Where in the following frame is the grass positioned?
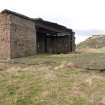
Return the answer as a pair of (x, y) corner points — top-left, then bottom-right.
(77, 35), (105, 49)
(0, 52), (105, 104)
(14, 53), (105, 70)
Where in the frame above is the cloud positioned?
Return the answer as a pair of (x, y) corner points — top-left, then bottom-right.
(75, 29), (105, 44)
(0, 0), (105, 30)
(0, 0), (105, 44)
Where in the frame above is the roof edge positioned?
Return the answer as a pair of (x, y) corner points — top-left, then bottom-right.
(1, 9), (34, 21)
(0, 9), (74, 32)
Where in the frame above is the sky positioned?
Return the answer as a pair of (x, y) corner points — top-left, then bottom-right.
(0, 0), (105, 43)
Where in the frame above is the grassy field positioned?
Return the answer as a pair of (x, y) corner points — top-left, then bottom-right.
(0, 52), (105, 105)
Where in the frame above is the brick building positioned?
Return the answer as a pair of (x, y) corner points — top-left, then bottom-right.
(0, 9), (75, 59)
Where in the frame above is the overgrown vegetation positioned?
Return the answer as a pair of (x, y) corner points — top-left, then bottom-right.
(0, 52), (105, 105)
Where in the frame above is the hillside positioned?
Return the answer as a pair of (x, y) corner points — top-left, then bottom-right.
(77, 35), (105, 49)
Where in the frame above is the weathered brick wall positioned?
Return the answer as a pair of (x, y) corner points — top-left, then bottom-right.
(10, 14), (36, 58)
(0, 14), (11, 59)
(0, 11), (75, 59)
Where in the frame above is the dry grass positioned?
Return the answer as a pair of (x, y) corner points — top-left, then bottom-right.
(0, 53), (105, 105)
(77, 47), (105, 53)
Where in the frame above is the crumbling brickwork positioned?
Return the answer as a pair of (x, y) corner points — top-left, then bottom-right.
(0, 12), (37, 59)
(0, 13), (11, 59)
(10, 14), (36, 58)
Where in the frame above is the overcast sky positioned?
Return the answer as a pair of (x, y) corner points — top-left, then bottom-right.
(0, 0), (105, 43)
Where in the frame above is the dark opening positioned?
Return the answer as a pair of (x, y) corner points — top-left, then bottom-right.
(36, 31), (47, 53)
(36, 27), (72, 54)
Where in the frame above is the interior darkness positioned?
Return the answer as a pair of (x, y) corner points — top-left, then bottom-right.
(36, 28), (72, 54)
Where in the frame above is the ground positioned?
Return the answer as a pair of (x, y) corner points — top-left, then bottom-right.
(0, 52), (105, 105)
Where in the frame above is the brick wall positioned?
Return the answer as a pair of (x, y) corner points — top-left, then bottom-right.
(0, 14), (11, 59)
(10, 14), (36, 58)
